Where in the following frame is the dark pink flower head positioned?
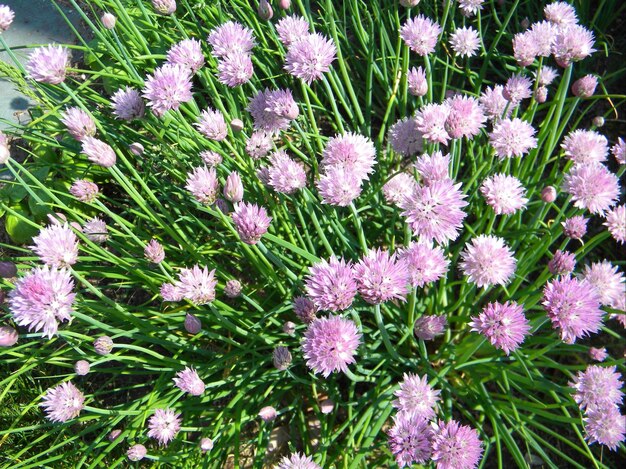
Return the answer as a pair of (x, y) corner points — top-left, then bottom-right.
(388, 412), (433, 467)
(195, 108), (227, 141)
(293, 295), (317, 323)
(61, 107), (96, 141)
(304, 256), (357, 312)
(111, 87), (145, 120)
(431, 419), (483, 469)
(489, 118), (537, 159)
(322, 132), (376, 181)
(398, 242), (449, 288)
(503, 74), (533, 104)
(217, 52), (254, 87)
(275, 16), (310, 47)
(317, 165), (363, 207)
(388, 117), (423, 157)
(185, 166), (219, 205)
(584, 406), (626, 451)
(31, 223), (79, 267)
(569, 365), (623, 411)
(284, 33), (336, 84)
(142, 64), (193, 116)
(147, 408), (181, 446)
(561, 129), (608, 164)
(81, 137), (116, 168)
(552, 24), (595, 67)
(469, 301), (530, 355)
(383, 173), (417, 205)
(414, 151), (450, 185)
(407, 66), (428, 96)
(302, 315), (361, 377)
(175, 265), (217, 304)
(399, 179), (468, 244)
(479, 85), (510, 121)
(450, 26), (480, 57)
(232, 202), (272, 245)
(572, 74), (598, 98)
(562, 215), (588, 240)
(543, 276), (603, 343)
(276, 453), (321, 469)
(353, 248), (410, 304)
(604, 204), (625, 244)
(166, 38), (205, 74)
(562, 163), (619, 215)
(416, 103), (451, 145)
(400, 15), (442, 56)
(480, 173), (528, 215)
(444, 95), (486, 139)
(207, 21), (255, 58)
(40, 381), (84, 422)
(26, 45), (70, 84)
(173, 366), (205, 396)
(459, 235), (517, 288)
(393, 373), (441, 420)
(267, 150), (307, 194)
(9, 266), (75, 338)
(414, 315), (447, 340)
(548, 250), (576, 276)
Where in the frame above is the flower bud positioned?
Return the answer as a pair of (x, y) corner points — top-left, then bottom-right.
(101, 13), (116, 30)
(592, 116), (604, 128)
(224, 171), (244, 203)
(93, 335), (114, 355)
(272, 345), (292, 370)
(184, 313), (202, 334)
(541, 186), (557, 203)
(572, 74), (598, 98)
(320, 398), (334, 414)
(230, 118), (244, 133)
(127, 444), (147, 461)
(278, 0), (291, 9)
(399, 0), (420, 6)
(0, 325), (18, 347)
(224, 279), (242, 298)
(129, 142), (144, 156)
(200, 437), (214, 452)
(407, 66), (428, 97)
(258, 0), (273, 20)
(534, 86), (548, 103)
(283, 321), (296, 335)
(152, 0), (176, 15)
(74, 360), (91, 375)
(108, 429), (122, 441)
(520, 17), (530, 30)
(0, 261), (17, 278)
(258, 406), (277, 421)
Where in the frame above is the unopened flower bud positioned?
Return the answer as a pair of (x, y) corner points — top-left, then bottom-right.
(0, 261), (17, 278)
(200, 437), (214, 452)
(592, 116), (604, 127)
(258, 0), (273, 20)
(152, 0), (176, 15)
(129, 142), (144, 155)
(399, 0), (420, 6)
(224, 171), (244, 203)
(572, 74), (598, 98)
(320, 398), (334, 414)
(278, 0), (291, 9)
(541, 186), (557, 203)
(108, 429), (122, 441)
(230, 118), (244, 133)
(0, 325), (18, 347)
(74, 360), (91, 375)
(184, 313), (202, 334)
(127, 444), (147, 461)
(520, 17), (530, 30)
(258, 405), (277, 421)
(273, 345), (292, 370)
(101, 13), (116, 30)
(283, 321), (296, 335)
(534, 86), (548, 103)
(93, 335), (114, 355)
(224, 279), (242, 298)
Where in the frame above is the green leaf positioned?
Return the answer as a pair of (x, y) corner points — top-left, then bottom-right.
(5, 209), (39, 244)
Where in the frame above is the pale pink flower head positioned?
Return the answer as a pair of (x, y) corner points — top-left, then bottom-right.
(569, 364), (623, 411)
(217, 52), (254, 87)
(479, 85), (510, 121)
(224, 279), (242, 298)
(388, 117), (423, 157)
(548, 250), (576, 276)
(186, 166), (219, 205)
(248, 89), (294, 134)
(258, 405), (277, 422)
(469, 301), (530, 355)
(562, 163), (619, 215)
(9, 266), (75, 338)
(144, 239), (165, 263)
(293, 295), (317, 323)
(399, 179), (468, 244)
(304, 256), (357, 312)
(611, 137), (625, 165)
(459, 235), (517, 288)
(265, 88), (299, 120)
(407, 66), (428, 96)
(176, 265), (217, 304)
(543, 276), (604, 343)
(317, 165), (363, 207)
(444, 95), (486, 139)
(74, 359), (90, 376)
(275, 16), (309, 47)
(129, 142), (144, 155)
(383, 173), (417, 205)
(480, 173), (528, 215)
(166, 38), (205, 74)
(302, 315), (361, 377)
(414, 151), (450, 185)
(223, 171), (244, 203)
(458, 0), (485, 17)
(431, 420), (483, 469)
(589, 347), (608, 362)
(529, 21), (557, 57)
(195, 108), (227, 141)
(580, 260), (624, 308)
(535, 66), (559, 87)
(0, 4), (15, 32)
(143, 64), (192, 116)
(561, 129), (608, 164)
(26, 45), (70, 85)
(152, 0), (176, 15)
(111, 87), (145, 120)
(276, 453), (321, 469)
(0, 326), (19, 347)
(604, 204), (625, 244)
(572, 74), (598, 98)
(489, 118), (537, 159)
(81, 137), (116, 168)
(449, 26), (480, 57)
(200, 150), (222, 167)
(60, 107), (96, 141)
(127, 444), (147, 462)
(388, 412), (434, 467)
(284, 33), (336, 84)
(512, 32), (537, 67)
(353, 248), (410, 305)
(414, 315), (447, 340)
(267, 151), (307, 194)
(541, 185), (557, 203)
(561, 215), (588, 240)
(503, 74), (533, 104)
(584, 406), (626, 451)
(41, 381), (84, 422)
(207, 21), (255, 58)
(393, 373), (440, 420)
(400, 15), (442, 56)
(552, 24), (595, 67)
(544, 2), (578, 26)
(161, 283), (183, 302)
(398, 242), (449, 288)
(31, 224), (79, 267)
(322, 132), (376, 180)
(415, 103), (451, 145)
(232, 202), (272, 245)
(147, 408), (181, 446)
(173, 366), (205, 396)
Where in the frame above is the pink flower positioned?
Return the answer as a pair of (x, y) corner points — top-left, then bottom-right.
(223, 171), (244, 203)
(322, 132), (376, 180)
(480, 173), (528, 215)
(469, 301), (530, 355)
(284, 33), (336, 84)
(535, 66), (559, 86)
(162, 283), (183, 302)
(552, 25), (595, 67)
(0, 5), (15, 32)
(173, 367), (205, 396)
(40, 381), (85, 422)
(152, 0), (176, 15)
(224, 279), (242, 298)
(166, 38), (205, 74)
(541, 185), (557, 203)
(414, 151), (450, 185)
(258, 405), (277, 422)
(548, 250), (576, 276)
(397, 242), (449, 288)
(489, 118), (537, 159)
(458, 0), (485, 17)
(569, 365), (623, 411)
(217, 52), (254, 87)
(414, 315), (447, 340)
(444, 95), (486, 139)
(81, 137), (116, 168)
(611, 137), (625, 164)
(383, 173), (417, 205)
(176, 265), (217, 304)
(127, 444), (147, 461)
(26, 45), (70, 84)
(207, 21), (255, 58)
(232, 202), (272, 245)
(479, 85), (509, 121)
(431, 420), (483, 469)
(267, 151), (307, 194)
(186, 166), (219, 204)
(561, 129), (608, 164)
(84, 217), (108, 243)
(276, 453), (321, 469)
(459, 235), (517, 288)
(143, 64), (193, 116)
(604, 204), (625, 244)
(275, 16), (309, 47)
(449, 26), (480, 57)
(580, 260), (624, 308)
(195, 108), (227, 141)
(317, 165), (363, 207)
(562, 215), (588, 240)
(400, 15), (442, 56)
(529, 21), (557, 57)
(246, 131), (273, 159)
(144, 239), (165, 263)
(388, 117), (423, 156)
(147, 408), (181, 446)
(304, 256), (357, 312)
(248, 89), (296, 134)
(572, 74), (598, 98)
(293, 296), (317, 323)
(415, 103), (451, 145)
(544, 2), (578, 26)
(407, 66), (428, 96)
(353, 248), (410, 304)
(584, 406), (626, 451)
(562, 163), (619, 215)
(31, 224), (79, 267)
(60, 107), (96, 141)
(200, 150), (222, 167)
(393, 373), (440, 420)
(589, 347), (608, 362)
(388, 413), (433, 467)
(111, 86), (145, 120)
(503, 74), (533, 104)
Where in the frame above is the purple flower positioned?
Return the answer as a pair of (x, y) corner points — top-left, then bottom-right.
(449, 26), (480, 57)
(612, 137), (625, 165)
(111, 86), (145, 120)
(207, 21), (255, 58)
(176, 265), (217, 304)
(562, 163), (619, 215)
(414, 315), (447, 340)
(173, 366), (205, 396)
(144, 239), (165, 263)
(41, 381), (85, 422)
(267, 151), (307, 194)
(572, 74), (598, 98)
(431, 420), (483, 469)
(223, 171), (244, 203)
(26, 45), (70, 84)
(480, 173), (528, 215)
(469, 301), (530, 355)
(317, 165), (363, 207)
(543, 276), (604, 343)
(9, 266), (75, 338)
(127, 444), (147, 461)
(393, 373), (441, 420)
(0, 4), (15, 32)
(399, 179), (468, 244)
(479, 85), (510, 121)
(388, 117), (423, 157)
(284, 33), (336, 84)
(60, 107), (96, 141)
(562, 215), (588, 240)
(400, 15), (442, 56)
(552, 25), (595, 67)
(166, 38), (205, 74)
(142, 64), (193, 117)
(31, 224), (78, 267)
(489, 118), (537, 159)
(81, 137), (116, 168)
(304, 256), (357, 312)
(217, 52), (254, 87)
(416, 103), (451, 145)
(584, 406), (626, 451)
(604, 204), (625, 244)
(544, 2), (578, 26)
(232, 202), (272, 245)
(459, 235), (516, 288)
(195, 108), (227, 141)
(548, 250), (576, 276)
(569, 365), (623, 411)
(276, 453), (321, 469)
(152, 0), (176, 15)
(70, 180), (99, 204)
(293, 296), (316, 323)
(383, 173), (417, 205)
(562, 129), (608, 164)
(388, 413), (433, 467)
(503, 74), (533, 104)
(186, 166), (219, 204)
(273, 345), (292, 370)
(444, 95), (486, 139)
(248, 89), (295, 134)
(580, 260), (624, 308)
(398, 242), (449, 288)
(322, 132), (376, 181)
(302, 315), (361, 377)
(589, 347), (608, 362)
(353, 248), (410, 304)
(147, 408), (181, 446)
(414, 151), (450, 185)
(407, 66), (428, 96)
(275, 16), (310, 46)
